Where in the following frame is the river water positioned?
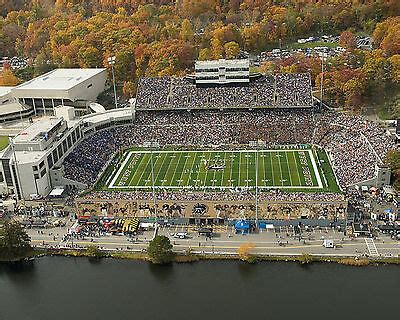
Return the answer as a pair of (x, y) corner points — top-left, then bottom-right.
(0, 257), (398, 320)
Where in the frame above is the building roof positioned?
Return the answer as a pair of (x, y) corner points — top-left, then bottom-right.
(13, 117), (62, 143)
(14, 68), (106, 91)
(14, 150), (47, 164)
(0, 86), (13, 97)
(195, 59), (249, 68)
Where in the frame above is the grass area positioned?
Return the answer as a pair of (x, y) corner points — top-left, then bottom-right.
(32, 249), (400, 266)
(105, 147), (332, 191)
(0, 136), (9, 151)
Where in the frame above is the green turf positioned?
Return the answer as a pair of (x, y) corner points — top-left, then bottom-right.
(102, 147), (339, 192)
(0, 136), (9, 151)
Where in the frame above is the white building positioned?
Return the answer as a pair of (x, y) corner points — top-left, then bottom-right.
(0, 106), (132, 200)
(11, 68), (107, 116)
(195, 59), (250, 85)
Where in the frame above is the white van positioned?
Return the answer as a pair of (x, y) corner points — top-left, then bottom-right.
(323, 239), (334, 248)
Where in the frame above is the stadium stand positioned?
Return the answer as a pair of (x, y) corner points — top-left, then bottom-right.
(135, 74), (313, 110)
(63, 108), (395, 190)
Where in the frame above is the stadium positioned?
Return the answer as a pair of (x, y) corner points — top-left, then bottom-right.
(1, 59), (395, 223)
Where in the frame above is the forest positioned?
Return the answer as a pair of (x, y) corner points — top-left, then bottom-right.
(0, 0), (398, 113)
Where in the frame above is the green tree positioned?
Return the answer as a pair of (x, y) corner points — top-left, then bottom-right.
(78, 46), (102, 68)
(211, 37), (223, 59)
(385, 150), (400, 190)
(180, 19), (194, 42)
(147, 235), (174, 264)
(224, 41), (240, 59)
(198, 48), (211, 60)
(85, 245), (104, 259)
(0, 221), (31, 260)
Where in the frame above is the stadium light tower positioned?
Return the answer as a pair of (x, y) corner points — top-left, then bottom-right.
(319, 53), (326, 108)
(107, 56), (118, 109)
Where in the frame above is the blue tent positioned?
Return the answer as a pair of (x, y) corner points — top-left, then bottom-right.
(235, 220), (250, 234)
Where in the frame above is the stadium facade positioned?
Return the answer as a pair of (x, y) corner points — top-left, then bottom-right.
(0, 106), (132, 199)
(195, 59), (250, 85)
(0, 62), (395, 222)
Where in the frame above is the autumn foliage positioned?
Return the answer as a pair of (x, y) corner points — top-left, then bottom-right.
(0, 1), (398, 101)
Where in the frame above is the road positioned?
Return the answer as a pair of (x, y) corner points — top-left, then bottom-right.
(26, 223), (400, 258)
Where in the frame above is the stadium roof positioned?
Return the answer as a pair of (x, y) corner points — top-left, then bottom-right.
(14, 68), (106, 91)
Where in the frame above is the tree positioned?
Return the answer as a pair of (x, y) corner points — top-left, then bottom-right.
(389, 55), (400, 83)
(211, 37), (223, 59)
(224, 41), (240, 59)
(339, 30), (356, 51)
(123, 81), (136, 98)
(385, 150), (400, 190)
(180, 19), (194, 42)
(147, 235), (174, 264)
(0, 221), (31, 260)
(198, 48), (211, 60)
(238, 242), (255, 262)
(0, 67), (20, 86)
(85, 245), (104, 259)
(78, 46), (102, 68)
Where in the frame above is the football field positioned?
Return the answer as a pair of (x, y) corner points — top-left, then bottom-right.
(107, 149), (325, 190)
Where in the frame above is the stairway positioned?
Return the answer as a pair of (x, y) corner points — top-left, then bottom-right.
(364, 238), (379, 257)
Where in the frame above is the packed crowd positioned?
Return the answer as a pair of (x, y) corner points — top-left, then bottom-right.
(135, 74), (313, 110)
(63, 107), (395, 195)
(83, 190), (345, 203)
(313, 110), (395, 187)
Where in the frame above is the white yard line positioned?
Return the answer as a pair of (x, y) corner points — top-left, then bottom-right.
(168, 152), (183, 186)
(194, 151), (204, 187)
(136, 154), (154, 187)
(108, 151), (133, 188)
(246, 151), (249, 188)
(269, 151), (275, 186)
(178, 153), (191, 187)
(276, 151), (284, 186)
(152, 152), (171, 187)
(308, 149), (323, 188)
(238, 151), (242, 186)
(202, 152), (213, 190)
(283, 151), (293, 186)
(229, 151), (234, 187)
(262, 151), (267, 186)
(291, 151), (302, 186)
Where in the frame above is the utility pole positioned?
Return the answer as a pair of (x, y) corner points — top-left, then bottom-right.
(320, 54), (324, 108)
(107, 56), (118, 109)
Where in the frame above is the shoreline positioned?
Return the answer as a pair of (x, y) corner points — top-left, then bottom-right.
(2, 248), (399, 266)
